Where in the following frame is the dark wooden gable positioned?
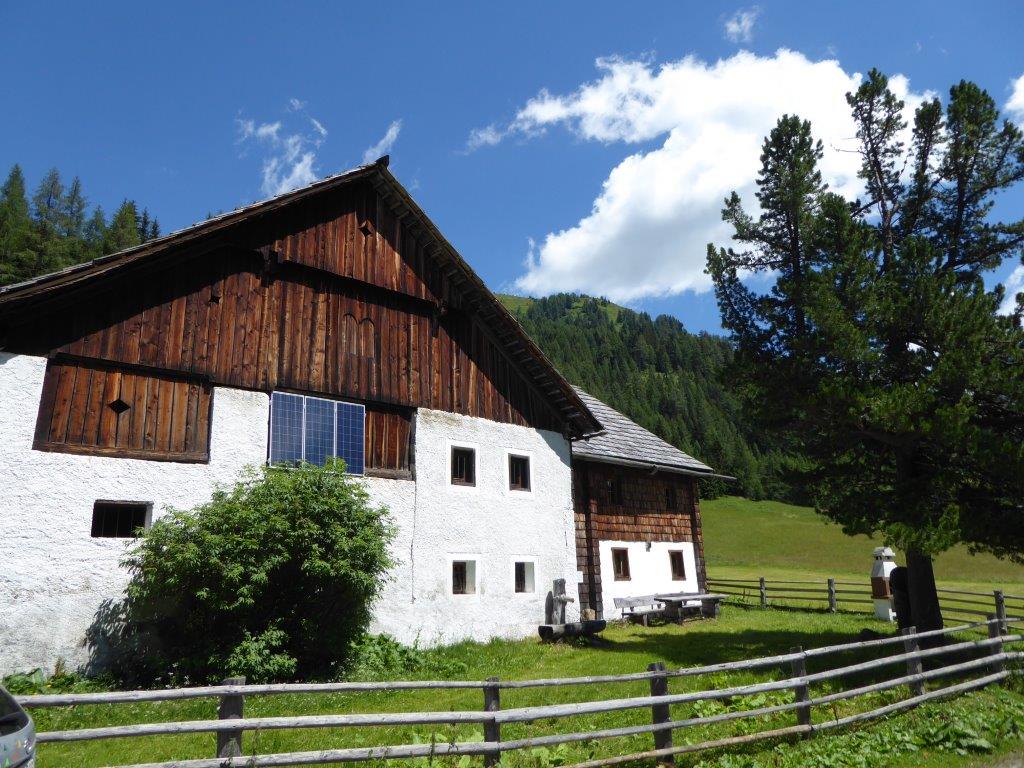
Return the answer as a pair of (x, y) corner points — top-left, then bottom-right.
(3, 178), (569, 458)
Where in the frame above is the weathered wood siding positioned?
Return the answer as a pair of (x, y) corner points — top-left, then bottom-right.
(33, 357), (212, 462)
(5, 180), (564, 468)
(572, 459), (706, 618)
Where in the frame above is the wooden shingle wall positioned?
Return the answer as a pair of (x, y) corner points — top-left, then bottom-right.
(572, 459), (707, 618)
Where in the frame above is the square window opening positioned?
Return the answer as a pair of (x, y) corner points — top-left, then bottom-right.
(611, 548), (631, 581)
(514, 561), (536, 593)
(91, 501), (151, 538)
(509, 454), (531, 491)
(669, 550), (686, 581)
(451, 447), (476, 486)
(452, 560), (477, 595)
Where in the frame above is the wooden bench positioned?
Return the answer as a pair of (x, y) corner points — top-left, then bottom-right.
(612, 595), (667, 626)
(654, 592), (729, 621)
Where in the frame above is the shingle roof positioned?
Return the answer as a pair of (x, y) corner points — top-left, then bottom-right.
(571, 387), (715, 475)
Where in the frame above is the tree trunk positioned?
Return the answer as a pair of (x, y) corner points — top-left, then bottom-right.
(906, 548), (944, 636)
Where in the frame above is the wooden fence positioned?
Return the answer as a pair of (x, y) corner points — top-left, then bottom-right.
(706, 575), (1024, 627)
(17, 618), (1024, 768)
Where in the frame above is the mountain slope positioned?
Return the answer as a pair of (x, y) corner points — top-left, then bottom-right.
(499, 293), (793, 499)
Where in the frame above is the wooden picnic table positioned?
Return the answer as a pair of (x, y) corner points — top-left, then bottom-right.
(653, 592), (729, 621)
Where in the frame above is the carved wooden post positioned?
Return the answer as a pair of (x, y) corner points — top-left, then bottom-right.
(759, 577), (767, 609)
(994, 590), (1007, 635)
(216, 676), (245, 758)
(827, 578), (837, 613)
(483, 676), (502, 767)
(900, 626), (924, 696)
(648, 661), (673, 764)
(789, 647), (811, 738)
(988, 614), (1005, 674)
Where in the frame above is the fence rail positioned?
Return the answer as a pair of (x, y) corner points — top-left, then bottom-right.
(706, 575), (1023, 627)
(17, 618), (1023, 768)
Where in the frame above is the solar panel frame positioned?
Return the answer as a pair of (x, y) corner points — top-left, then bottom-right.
(269, 391), (365, 475)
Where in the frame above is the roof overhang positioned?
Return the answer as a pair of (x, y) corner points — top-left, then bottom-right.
(572, 452), (736, 481)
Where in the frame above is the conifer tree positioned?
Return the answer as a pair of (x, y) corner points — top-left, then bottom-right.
(708, 71), (1024, 631)
(105, 200), (141, 254)
(0, 165), (34, 285)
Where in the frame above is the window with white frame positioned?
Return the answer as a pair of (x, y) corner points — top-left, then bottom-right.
(452, 559), (477, 595)
(269, 391), (365, 474)
(514, 560), (536, 593)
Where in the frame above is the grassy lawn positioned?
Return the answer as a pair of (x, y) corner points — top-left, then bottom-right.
(28, 609), (1024, 768)
(702, 496), (1024, 595)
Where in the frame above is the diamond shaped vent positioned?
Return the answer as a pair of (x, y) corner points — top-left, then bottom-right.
(108, 398), (130, 415)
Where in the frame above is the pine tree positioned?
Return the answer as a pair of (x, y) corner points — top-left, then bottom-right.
(0, 165), (34, 285)
(105, 200), (141, 254)
(62, 177), (87, 239)
(31, 168), (64, 237)
(708, 71), (1024, 631)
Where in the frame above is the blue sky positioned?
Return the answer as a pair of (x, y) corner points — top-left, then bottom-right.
(3, 1), (1023, 333)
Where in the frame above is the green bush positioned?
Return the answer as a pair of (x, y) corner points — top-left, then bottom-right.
(114, 460), (395, 684)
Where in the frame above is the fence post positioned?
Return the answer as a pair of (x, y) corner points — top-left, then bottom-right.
(900, 626), (924, 697)
(827, 578), (837, 613)
(759, 577), (767, 609)
(994, 590), (1007, 634)
(789, 647), (811, 739)
(648, 661), (673, 764)
(987, 614), (1005, 674)
(483, 676), (502, 767)
(216, 676), (245, 758)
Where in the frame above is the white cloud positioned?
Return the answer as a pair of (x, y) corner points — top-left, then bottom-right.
(237, 110), (328, 197)
(288, 97), (306, 112)
(362, 120), (403, 164)
(1007, 73), (1024, 125)
(466, 124), (505, 152)
(999, 265), (1024, 315)
(469, 50), (930, 302)
(724, 7), (760, 44)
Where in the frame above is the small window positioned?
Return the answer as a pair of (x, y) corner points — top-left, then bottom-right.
(452, 560), (477, 595)
(514, 561), (536, 593)
(509, 455), (531, 491)
(611, 548), (631, 581)
(607, 476), (623, 505)
(669, 551), (686, 581)
(91, 501), (151, 538)
(451, 447), (476, 486)
(666, 486), (677, 510)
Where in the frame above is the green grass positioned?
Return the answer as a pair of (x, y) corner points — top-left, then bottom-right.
(29, 610), (1024, 768)
(702, 496), (1024, 594)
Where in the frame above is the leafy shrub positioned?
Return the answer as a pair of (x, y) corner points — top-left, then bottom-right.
(346, 634), (469, 680)
(2, 664), (110, 696)
(113, 461), (395, 684)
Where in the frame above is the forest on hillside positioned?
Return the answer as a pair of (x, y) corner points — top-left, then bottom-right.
(502, 293), (799, 500)
(0, 164), (160, 287)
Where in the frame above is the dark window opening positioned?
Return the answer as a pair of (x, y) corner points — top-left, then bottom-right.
(451, 447), (476, 486)
(91, 501), (151, 538)
(669, 551), (686, 581)
(666, 485), (677, 510)
(612, 548), (631, 581)
(608, 476), (623, 505)
(509, 454), (531, 491)
(514, 561), (535, 593)
(452, 560), (476, 594)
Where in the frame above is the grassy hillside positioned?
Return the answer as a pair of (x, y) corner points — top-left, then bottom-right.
(702, 496), (1024, 592)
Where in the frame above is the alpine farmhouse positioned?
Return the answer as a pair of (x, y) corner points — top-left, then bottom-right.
(0, 158), (717, 674)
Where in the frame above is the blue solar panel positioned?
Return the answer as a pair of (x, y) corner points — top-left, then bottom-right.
(269, 391), (364, 474)
(304, 397), (335, 468)
(335, 402), (365, 475)
(269, 392), (303, 465)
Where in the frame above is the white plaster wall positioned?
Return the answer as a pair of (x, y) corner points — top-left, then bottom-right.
(369, 408), (578, 646)
(0, 354), (577, 673)
(598, 540), (698, 619)
(0, 353), (271, 675)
